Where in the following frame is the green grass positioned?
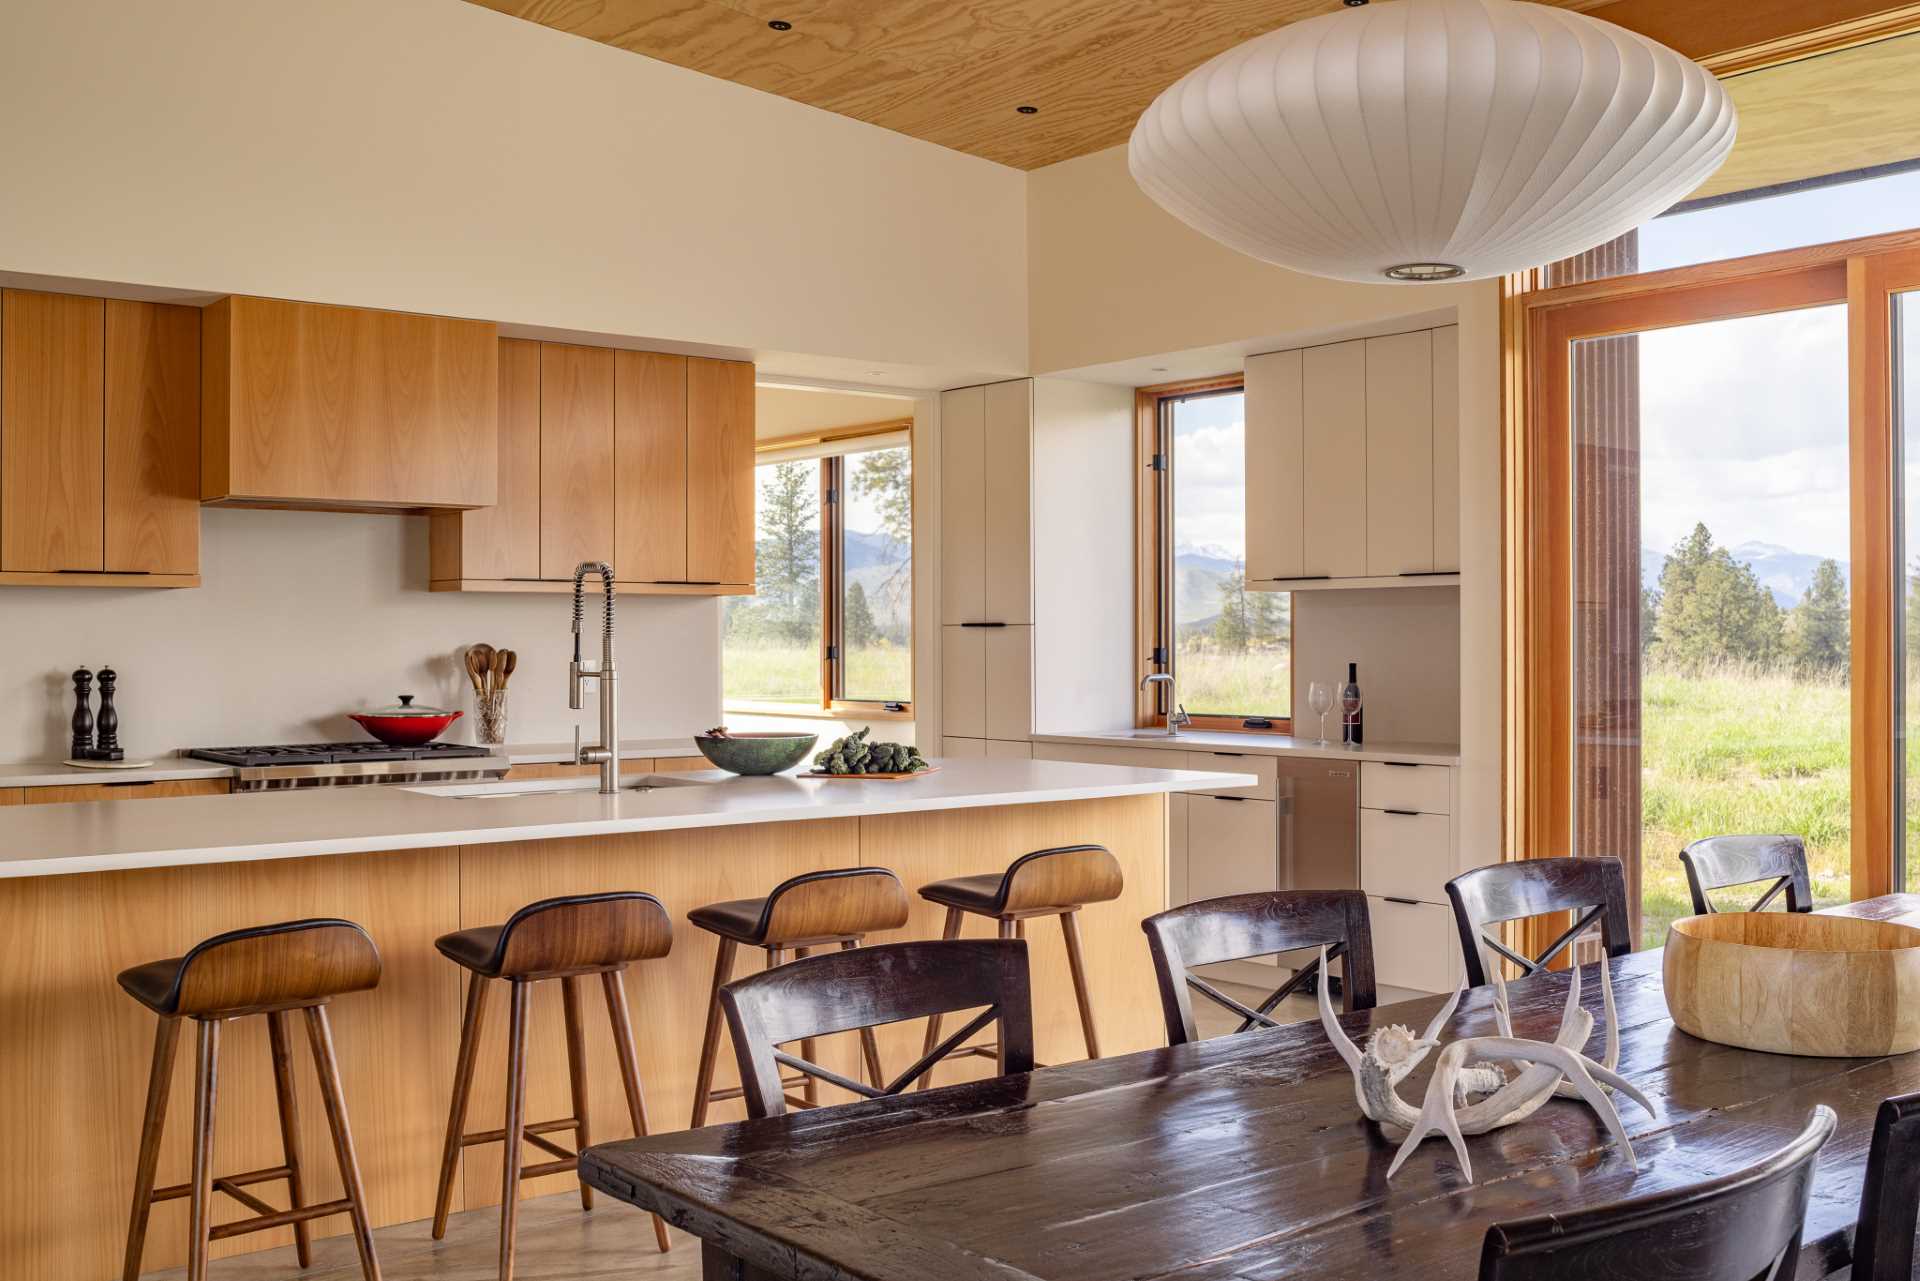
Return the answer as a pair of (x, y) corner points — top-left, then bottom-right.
(1638, 664), (1853, 948)
(723, 641), (910, 706)
(1176, 648), (1292, 720)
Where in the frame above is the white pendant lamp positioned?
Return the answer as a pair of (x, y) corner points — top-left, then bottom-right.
(1128, 0), (1736, 283)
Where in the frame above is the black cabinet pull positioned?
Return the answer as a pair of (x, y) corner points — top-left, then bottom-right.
(1382, 808), (1420, 817)
(1208, 794), (1248, 802)
(1383, 761), (1421, 768)
(1383, 896), (1421, 907)
(959, 621), (1009, 628)
(105, 780), (155, 789)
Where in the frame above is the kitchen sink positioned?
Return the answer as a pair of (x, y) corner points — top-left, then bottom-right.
(412, 773), (719, 799)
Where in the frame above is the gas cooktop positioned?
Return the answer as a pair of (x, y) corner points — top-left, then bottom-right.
(187, 742), (497, 767)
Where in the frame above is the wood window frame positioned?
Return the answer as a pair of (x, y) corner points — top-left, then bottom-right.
(1506, 226), (1920, 914)
(727, 420), (916, 720)
(1134, 374), (1294, 735)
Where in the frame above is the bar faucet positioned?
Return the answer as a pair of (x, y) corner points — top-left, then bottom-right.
(569, 561), (620, 794)
(1140, 672), (1190, 737)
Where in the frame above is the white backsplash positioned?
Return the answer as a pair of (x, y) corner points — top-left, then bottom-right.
(1290, 587), (1462, 744)
(0, 508), (723, 761)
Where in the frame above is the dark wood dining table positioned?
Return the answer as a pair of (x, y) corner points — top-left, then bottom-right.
(581, 894), (1920, 1280)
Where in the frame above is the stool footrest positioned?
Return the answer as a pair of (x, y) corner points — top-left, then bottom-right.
(208, 1198), (354, 1241)
(708, 1072), (813, 1106)
(461, 1116), (579, 1147)
(519, 1156), (579, 1180)
(523, 1129), (577, 1163)
(952, 1042), (1052, 1069)
(151, 1164), (293, 1203)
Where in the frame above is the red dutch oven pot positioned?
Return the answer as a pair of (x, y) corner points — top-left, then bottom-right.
(349, 695), (463, 747)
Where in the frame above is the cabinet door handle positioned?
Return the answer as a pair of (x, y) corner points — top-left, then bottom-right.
(1382, 761), (1421, 769)
(1208, 794), (1248, 802)
(1383, 896), (1421, 907)
(1397, 570), (1455, 578)
(1382, 808), (1421, 817)
(959, 621), (1009, 628)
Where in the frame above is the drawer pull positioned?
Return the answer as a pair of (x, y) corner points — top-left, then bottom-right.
(1209, 794), (1248, 802)
(1383, 896), (1421, 907)
(959, 621), (1009, 628)
(1382, 761), (1421, 768)
(1382, 808), (1421, 817)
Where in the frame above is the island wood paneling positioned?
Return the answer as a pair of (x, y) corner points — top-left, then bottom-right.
(684, 358), (755, 587)
(614, 350), (689, 583)
(538, 343), (616, 579)
(431, 337), (542, 582)
(1, 289), (104, 573)
(201, 295), (497, 511)
(0, 848), (461, 1279)
(104, 299), (201, 575)
(17, 778), (232, 805)
(0, 795), (1166, 1277)
(0, 789), (22, 806)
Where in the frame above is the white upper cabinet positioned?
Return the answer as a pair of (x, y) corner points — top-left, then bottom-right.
(940, 380), (1032, 625)
(1245, 325), (1460, 585)
(1364, 329), (1434, 576)
(1431, 325), (1460, 572)
(940, 385), (987, 624)
(1244, 349), (1304, 582)
(1301, 340), (1368, 579)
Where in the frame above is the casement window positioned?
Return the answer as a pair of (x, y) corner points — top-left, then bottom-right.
(723, 423), (913, 715)
(1136, 376), (1292, 733)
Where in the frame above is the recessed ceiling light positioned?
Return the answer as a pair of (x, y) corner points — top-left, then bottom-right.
(1016, 105), (1039, 115)
(1343, 0), (1368, 7)
(768, 19), (792, 30)
(1151, 366), (1168, 372)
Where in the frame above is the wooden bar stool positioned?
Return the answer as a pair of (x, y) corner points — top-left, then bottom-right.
(687, 867), (910, 1126)
(118, 918), (384, 1281)
(917, 844), (1121, 1077)
(431, 891), (675, 1281)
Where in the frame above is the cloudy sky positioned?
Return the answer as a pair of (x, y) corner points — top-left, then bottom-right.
(1171, 391), (1247, 559)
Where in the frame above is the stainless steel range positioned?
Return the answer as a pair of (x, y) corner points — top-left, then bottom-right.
(185, 742), (512, 792)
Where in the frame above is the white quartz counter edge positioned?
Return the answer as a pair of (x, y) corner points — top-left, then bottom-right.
(1033, 731), (1461, 766)
(0, 759), (1252, 879)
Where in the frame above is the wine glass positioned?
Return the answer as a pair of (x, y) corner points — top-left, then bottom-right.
(1307, 681), (1333, 745)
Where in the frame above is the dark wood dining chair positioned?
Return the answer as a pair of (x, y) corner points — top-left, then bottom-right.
(719, 939), (1034, 1119)
(1140, 890), (1376, 1046)
(1679, 834), (1814, 917)
(1479, 1103), (1836, 1281)
(1446, 856), (1632, 987)
(1850, 1092), (1920, 1281)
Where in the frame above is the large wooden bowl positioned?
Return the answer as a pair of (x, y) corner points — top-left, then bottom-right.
(1664, 911), (1920, 1057)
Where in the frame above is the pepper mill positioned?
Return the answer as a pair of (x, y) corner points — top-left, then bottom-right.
(69, 668), (94, 760)
(95, 666), (123, 760)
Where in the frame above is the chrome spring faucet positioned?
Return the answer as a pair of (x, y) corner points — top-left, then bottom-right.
(569, 561), (619, 794)
(1139, 672), (1190, 737)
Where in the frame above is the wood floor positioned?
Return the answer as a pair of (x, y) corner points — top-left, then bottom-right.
(140, 979), (1311, 1281)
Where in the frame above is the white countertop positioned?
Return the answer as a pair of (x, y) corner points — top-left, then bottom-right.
(0, 758), (1251, 879)
(1033, 729), (1461, 766)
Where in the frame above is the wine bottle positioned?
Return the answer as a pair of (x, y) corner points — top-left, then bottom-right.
(1340, 662), (1364, 746)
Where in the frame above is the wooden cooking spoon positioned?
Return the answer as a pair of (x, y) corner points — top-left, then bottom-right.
(466, 643), (496, 696)
(496, 649), (517, 691)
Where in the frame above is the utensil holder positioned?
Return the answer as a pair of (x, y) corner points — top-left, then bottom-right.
(476, 691), (508, 745)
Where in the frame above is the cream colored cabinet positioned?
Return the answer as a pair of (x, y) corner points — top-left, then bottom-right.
(1246, 325), (1459, 586)
(984, 739), (1032, 760)
(1359, 759), (1459, 992)
(940, 623), (1032, 741)
(939, 380), (1031, 626)
(1245, 349), (1305, 581)
(1368, 894), (1459, 993)
(1186, 794), (1280, 917)
(1432, 325), (1460, 572)
(1364, 330), (1434, 576)
(1184, 750), (1276, 799)
(1301, 340), (1367, 579)
(941, 736), (986, 759)
(940, 625), (987, 738)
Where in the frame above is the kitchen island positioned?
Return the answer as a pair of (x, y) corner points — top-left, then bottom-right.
(0, 758), (1245, 1278)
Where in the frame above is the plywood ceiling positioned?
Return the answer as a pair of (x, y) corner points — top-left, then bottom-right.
(469, 0), (1920, 171)
(471, 0), (1601, 169)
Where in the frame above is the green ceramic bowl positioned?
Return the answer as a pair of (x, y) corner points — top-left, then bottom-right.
(693, 731), (819, 776)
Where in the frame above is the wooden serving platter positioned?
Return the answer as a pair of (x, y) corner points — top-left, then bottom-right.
(802, 765), (941, 781)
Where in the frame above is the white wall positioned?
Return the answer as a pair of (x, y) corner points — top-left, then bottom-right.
(0, 510), (720, 761)
(0, 0), (1028, 389)
(1290, 589), (1462, 745)
(1032, 377), (1138, 734)
(1026, 143), (1503, 866)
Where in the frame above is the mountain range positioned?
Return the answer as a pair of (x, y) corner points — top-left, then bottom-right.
(1641, 539), (1847, 608)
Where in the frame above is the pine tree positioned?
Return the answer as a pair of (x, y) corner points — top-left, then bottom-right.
(1786, 559), (1849, 678)
(845, 580), (878, 647)
(849, 447), (912, 616)
(1651, 522), (1783, 671)
(754, 461), (821, 644)
(1213, 566), (1252, 654)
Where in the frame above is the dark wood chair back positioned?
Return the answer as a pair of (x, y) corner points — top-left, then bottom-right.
(719, 939), (1033, 1118)
(1446, 856), (1631, 986)
(494, 891), (674, 978)
(1679, 835), (1814, 917)
(760, 867), (911, 945)
(1479, 1104), (1836, 1281)
(1852, 1092), (1920, 1281)
(1002, 844), (1124, 913)
(1141, 890), (1376, 1046)
(173, 918), (382, 1017)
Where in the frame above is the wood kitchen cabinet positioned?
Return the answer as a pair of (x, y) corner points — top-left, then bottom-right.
(202, 295), (497, 511)
(539, 342), (616, 578)
(0, 289), (200, 587)
(19, 778), (231, 804)
(1245, 324), (1460, 588)
(431, 344), (754, 596)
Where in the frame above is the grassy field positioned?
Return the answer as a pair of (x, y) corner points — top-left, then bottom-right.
(1176, 648), (1292, 720)
(1638, 664), (1853, 948)
(724, 641), (911, 705)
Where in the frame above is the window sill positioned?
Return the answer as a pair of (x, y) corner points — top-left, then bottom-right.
(724, 702), (915, 723)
